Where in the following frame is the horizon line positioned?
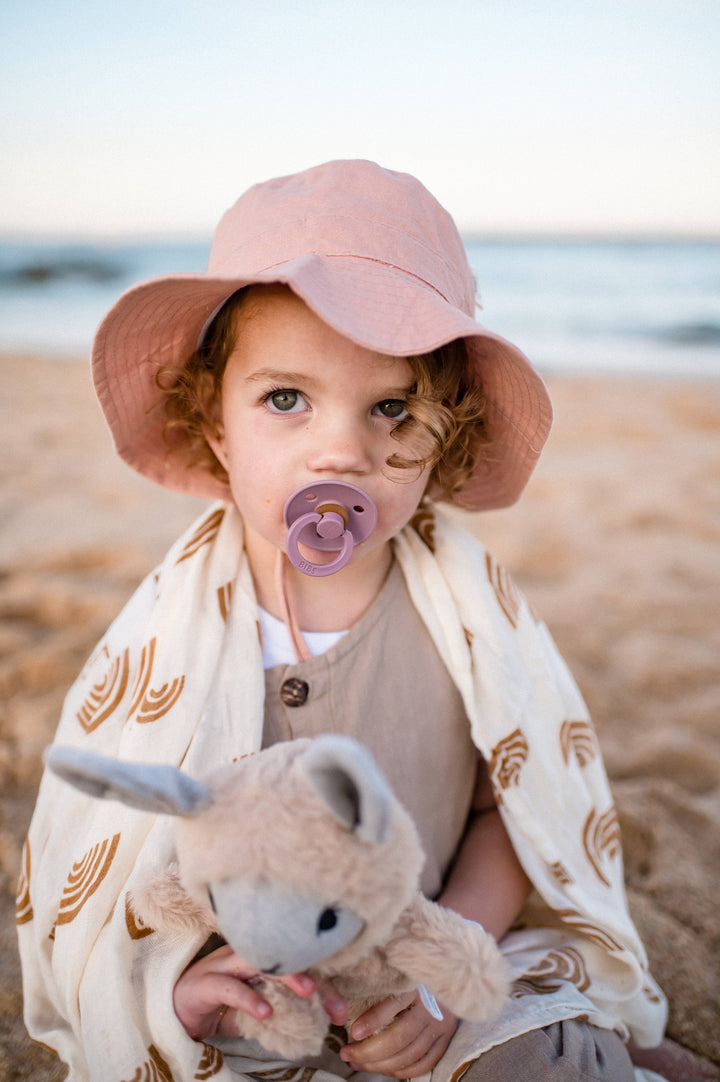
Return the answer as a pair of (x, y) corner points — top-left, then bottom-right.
(2, 227), (720, 246)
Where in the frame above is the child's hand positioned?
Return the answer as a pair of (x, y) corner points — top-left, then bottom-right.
(340, 990), (458, 1078)
(173, 943), (347, 1041)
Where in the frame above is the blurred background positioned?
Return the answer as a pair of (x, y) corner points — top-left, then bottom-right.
(1, 0), (719, 375)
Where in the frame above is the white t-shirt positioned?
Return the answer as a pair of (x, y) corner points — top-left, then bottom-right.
(257, 605), (348, 668)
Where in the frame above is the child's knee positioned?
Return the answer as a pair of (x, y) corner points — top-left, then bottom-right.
(455, 1019), (634, 1082)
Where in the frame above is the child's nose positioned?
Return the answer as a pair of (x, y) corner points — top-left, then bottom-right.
(305, 416), (373, 476)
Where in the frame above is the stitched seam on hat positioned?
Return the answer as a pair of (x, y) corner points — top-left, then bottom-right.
(257, 253), (454, 305)
(228, 210), (464, 271)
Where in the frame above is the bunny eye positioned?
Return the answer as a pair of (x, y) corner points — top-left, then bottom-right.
(317, 907), (338, 933)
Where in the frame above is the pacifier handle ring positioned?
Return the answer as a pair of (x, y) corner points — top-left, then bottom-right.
(286, 512), (355, 577)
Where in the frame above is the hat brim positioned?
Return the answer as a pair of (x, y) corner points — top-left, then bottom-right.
(92, 254), (552, 510)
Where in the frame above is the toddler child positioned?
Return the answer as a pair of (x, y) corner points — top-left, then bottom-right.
(18, 160), (667, 1082)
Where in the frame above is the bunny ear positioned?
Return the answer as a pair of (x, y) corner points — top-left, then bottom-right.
(45, 745), (213, 816)
(300, 735), (392, 844)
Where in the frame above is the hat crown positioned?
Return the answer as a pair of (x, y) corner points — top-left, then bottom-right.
(209, 159), (476, 316)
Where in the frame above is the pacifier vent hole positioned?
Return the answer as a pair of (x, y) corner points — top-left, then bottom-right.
(354, 505), (364, 513)
(305, 493), (317, 502)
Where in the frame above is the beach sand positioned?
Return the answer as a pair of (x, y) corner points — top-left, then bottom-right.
(1, 351), (718, 1079)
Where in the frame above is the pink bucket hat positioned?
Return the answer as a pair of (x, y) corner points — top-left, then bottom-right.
(92, 159), (552, 510)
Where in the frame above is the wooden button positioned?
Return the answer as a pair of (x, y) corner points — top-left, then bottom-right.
(280, 678), (310, 706)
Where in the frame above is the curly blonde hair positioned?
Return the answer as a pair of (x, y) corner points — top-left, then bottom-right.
(157, 287), (490, 504)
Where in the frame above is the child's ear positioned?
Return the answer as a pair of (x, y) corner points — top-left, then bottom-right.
(204, 423), (229, 472)
(196, 371), (229, 471)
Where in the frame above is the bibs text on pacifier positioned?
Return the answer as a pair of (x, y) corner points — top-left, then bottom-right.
(283, 482), (378, 576)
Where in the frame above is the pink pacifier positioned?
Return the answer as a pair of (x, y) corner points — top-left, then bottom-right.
(284, 482), (378, 577)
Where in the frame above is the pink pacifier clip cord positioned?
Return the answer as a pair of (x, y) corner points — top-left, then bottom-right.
(274, 550), (313, 664)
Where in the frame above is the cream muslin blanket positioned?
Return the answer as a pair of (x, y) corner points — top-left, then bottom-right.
(17, 501), (667, 1082)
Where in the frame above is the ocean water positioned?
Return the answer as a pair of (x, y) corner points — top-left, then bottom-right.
(0, 237), (718, 377)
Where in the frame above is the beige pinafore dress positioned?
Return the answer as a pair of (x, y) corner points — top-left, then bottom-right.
(262, 559), (479, 900)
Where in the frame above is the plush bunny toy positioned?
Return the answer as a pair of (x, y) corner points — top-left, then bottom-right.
(46, 735), (509, 1059)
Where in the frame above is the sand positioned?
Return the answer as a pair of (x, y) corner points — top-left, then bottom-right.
(1, 351), (718, 1080)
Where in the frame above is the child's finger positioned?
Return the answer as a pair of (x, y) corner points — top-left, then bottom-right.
(314, 978), (349, 1025)
(343, 998), (457, 1077)
(348, 989), (417, 1041)
(384, 1032), (451, 1078)
(174, 959), (273, 1040)
(342, 997), (423, 1069)
(346, 1021), (450, 1078)
(278, 971), (317, 997)
(212, 974), (273, 1023)
(195, 943), (261, 983)
(206, 950), (317, 1002)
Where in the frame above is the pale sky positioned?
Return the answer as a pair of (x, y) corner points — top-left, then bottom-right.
(3, 0), (719, 238)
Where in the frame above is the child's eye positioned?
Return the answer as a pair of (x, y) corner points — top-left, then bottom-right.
(265, 389), (307, 414)
(374, 399), (408, 421)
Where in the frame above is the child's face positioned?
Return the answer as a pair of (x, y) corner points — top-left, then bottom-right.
(207, 286), (430, 577)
